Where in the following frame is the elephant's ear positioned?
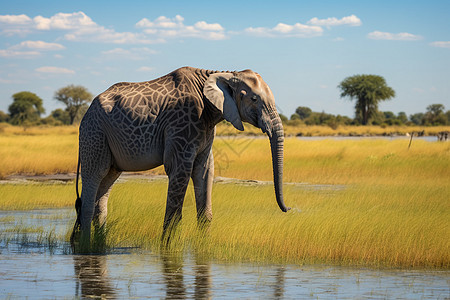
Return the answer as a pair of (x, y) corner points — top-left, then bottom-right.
(203, 73), (244, 131)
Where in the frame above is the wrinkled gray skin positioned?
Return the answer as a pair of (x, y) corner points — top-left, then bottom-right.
(71, 67), (289, 248)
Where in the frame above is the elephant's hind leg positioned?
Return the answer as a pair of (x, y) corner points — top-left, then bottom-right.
(79, 123), (113, 248)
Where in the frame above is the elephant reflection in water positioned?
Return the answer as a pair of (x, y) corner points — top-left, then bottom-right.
(73, 252), (286, 298)
(161, 253), (212, 299)
(161, 253), (288, 299)
(73, 255), (116, 299)
(273, 267), (286, 299)
(193, 257), (212, 299)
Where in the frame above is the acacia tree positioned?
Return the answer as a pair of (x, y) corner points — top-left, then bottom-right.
(424, 104), (446, 125)
(8, 91), (45, 125)
(295, 106), (312, 120)
(338, 75), (395, 125)
(54, 85), (93, 125)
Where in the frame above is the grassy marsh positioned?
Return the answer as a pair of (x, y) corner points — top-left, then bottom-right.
(105, 180), (449, 268)
(0, 125), (449, 268)
(0, 178), (448, 268)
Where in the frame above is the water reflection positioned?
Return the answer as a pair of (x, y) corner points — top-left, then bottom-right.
(161, 253), (186, 299)
(273, 267), (286, 299)
(160, 252), (212, 299)
(193, 256), (212, 300)
(72, 252), (214, 299)
(73, 255), (116, 299)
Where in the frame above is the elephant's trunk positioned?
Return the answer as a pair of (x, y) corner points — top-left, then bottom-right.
(268, 114), (290, 212)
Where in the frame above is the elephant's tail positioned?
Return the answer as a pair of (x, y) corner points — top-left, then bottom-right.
(75, 151), (81, 201)
(71, 152), (82, 246)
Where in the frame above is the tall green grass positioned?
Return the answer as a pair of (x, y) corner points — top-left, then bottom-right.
(104, 181), (449, 268)
(0, 183), (74, 210)
(1, 180), (448, 268)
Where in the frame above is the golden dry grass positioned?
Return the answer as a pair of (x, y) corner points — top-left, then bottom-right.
(213, 137), (450, 186)
(1, 123), (448, 179)
(0, 125), (78, 178)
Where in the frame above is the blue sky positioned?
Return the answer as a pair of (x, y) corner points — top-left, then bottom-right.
(1, 0), (449, 118)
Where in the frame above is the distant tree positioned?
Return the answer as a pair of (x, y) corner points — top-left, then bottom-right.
(379, 111), (403, 125)
(370, 110), (386, 125)
(446, 110), (450, 124)
(383, 111), (395, 120)
(335, 115), (353, 125)
(51, 108), (71, 125)
(338, 75), (395, 125)
(39, 115), (61, 126)
(409, 113), (425, 125)
(424, 104), (446, 125)
(290, 113), (301, 121)
(295, 106), (312, 120)
(0, 110), (9, 123)
(304, 112), (320, 125)
(54, 85), (93, 125)
(8, 91), (45, 125)
(397, 112), (408, 124)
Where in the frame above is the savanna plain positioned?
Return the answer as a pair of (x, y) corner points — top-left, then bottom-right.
(0, 124), (449, 269)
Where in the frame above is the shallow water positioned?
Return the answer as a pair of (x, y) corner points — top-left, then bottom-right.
(0, 209), (449, 299)
(296, 136), (438, 142)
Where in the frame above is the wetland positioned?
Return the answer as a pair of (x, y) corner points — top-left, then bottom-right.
(1, 205), (449, 299)
(0, 126), (449, 298)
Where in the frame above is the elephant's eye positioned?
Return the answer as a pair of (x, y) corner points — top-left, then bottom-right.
(251, 95), (258, 102)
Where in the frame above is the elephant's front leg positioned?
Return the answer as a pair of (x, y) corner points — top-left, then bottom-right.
(192, 148), (214, 226)
(162, 145), (195, 240)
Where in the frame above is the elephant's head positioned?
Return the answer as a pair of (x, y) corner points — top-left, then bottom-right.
(203, 70), (290, 212)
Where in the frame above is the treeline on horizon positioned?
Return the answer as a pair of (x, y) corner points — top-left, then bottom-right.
(280, 104), (450, 128)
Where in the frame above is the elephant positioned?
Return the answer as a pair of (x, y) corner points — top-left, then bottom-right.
(70, 66), (289, 248)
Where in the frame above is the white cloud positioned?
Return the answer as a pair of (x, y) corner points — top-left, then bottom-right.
(368, 31), (423, 41)
(0, 12), (157, 44)
(33, 12), (96, 30)
(136, 15), (227, 40)
(0, 14), (33, 35)
(430, 41), (450, 48)
(308, 15), (362, 27)
(194, 21), (224, 31)
(245, 22), (323, 38)
(0, 14), (32, 25)
(102, 48), (131, 56)
(0, 40), (64, 59)
(137, 66), (154, 72)
(35, 66), (75, 74)
(0, 49), (40, 58)
(101, 47), (157, 60)
(11, 40), (65, 51)
(244, 15), (360, 38)
(1, 12), (362, 43)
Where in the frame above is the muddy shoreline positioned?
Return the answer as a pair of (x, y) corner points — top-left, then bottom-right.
(1, 173), (345, 192)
